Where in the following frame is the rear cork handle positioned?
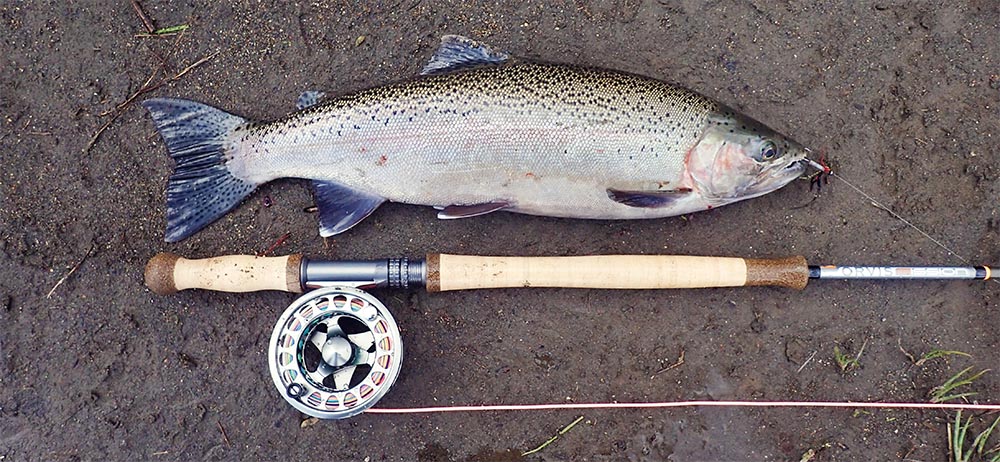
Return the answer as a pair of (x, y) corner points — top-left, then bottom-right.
(145, 252), (304, 295)
(425, 254), (810, 292)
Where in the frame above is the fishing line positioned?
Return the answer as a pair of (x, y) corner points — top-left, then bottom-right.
(361, 165), (1000, 418)
(366, 400), (1000, 414)
(804, 159), (983, 269)
(149, 162), (1000, 420)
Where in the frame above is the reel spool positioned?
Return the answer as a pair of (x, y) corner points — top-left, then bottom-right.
(268, 287), (403, 419)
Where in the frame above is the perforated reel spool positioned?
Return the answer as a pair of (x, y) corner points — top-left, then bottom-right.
(268, 286), (403, 419)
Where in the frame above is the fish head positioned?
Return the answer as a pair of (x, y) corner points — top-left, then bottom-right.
(685, 108), (807, 204)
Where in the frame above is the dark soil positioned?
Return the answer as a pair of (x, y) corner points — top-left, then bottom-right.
(2, 1), (999, 461)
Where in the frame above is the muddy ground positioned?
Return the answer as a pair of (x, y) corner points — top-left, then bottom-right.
(2, 1), (1000, 461)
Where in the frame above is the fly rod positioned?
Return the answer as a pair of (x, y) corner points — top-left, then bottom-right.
(144, 252), (992, 295)
(144, 252), (992, 420)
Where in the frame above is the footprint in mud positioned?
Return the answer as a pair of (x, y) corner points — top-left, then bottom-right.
(621, 371), (759, 460)
(533, 350), (558, 371)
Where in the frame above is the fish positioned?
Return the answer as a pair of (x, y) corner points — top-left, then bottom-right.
(142, 35), (809, 242)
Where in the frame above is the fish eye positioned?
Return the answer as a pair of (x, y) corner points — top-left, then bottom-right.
(759, 141), (778, 161)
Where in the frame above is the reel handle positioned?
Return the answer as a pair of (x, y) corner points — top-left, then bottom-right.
(426, 254), (810, 291)
(145, 252), (303, 295)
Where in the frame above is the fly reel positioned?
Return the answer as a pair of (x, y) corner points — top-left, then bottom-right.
(268, 286), (403, 419)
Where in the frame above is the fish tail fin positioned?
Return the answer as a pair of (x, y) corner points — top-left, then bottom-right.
(141, 98), (256, 242)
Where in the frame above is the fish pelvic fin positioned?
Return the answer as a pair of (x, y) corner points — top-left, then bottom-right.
(142, 98), (255, 242)
(437, 201), (510, 219)
(312, 181), (385, 237)
(420, 35), (510, 75)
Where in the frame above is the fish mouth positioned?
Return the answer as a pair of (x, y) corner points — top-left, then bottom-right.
(740, 154), (807, 198)
(767, 153), (807, 177)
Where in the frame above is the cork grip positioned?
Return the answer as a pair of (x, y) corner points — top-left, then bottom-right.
(427, 254), (787, 292)
(144, 252), (304, 295)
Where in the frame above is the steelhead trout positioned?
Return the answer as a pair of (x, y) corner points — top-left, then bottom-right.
(143, 35), (808, 242)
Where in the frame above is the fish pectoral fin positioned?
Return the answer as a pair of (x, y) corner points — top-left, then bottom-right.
(296, 91), (326, 110)
(436, 201), (510, 219)
(420, 35), (510, 76)
(312, 181), (385, 237)
(606, 188), (693, 208)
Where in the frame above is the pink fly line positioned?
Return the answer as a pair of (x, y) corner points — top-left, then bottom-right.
(366, 400), (1000, 414)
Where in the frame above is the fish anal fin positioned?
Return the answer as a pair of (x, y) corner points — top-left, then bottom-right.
(436, 201), (510, 219)
(607, 188), (693, 208)
(312, 181), (385, 236)
(420, 35), (510, 76)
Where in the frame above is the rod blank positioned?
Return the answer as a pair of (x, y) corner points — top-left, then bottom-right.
(812, 265), (989, 280)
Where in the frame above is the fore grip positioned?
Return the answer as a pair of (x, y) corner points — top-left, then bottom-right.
(426, 254), (810, 292)
(145, 252), (304, 295)
(744, 256), (810, 289)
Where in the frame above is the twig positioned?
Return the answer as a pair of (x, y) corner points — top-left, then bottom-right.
(258, 232), (292, 257)
(652, 349), (685, 377)
(84, 51), (218, 153)
(99, 68), (159, 117)
(856, 338), (869, 363)
(898, 338), (917, 364)
(87, 50), (170, 150)
(46, 244), (95, 299)
(130, 0), (155, 33)
(135, 31), (185, 38)
(169, 52), (218, 80)
(797, 350), (818, 373)
(217, 420), (231, 446)
(522, 415), (584, 456)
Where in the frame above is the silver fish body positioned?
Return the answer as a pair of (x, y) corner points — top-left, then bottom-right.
(144, 36), (807, 242)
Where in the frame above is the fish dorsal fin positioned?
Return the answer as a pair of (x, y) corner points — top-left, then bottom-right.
(606, 188), (693, 208)
(420, 35), (510, 76)
(312, 180), (385, 237)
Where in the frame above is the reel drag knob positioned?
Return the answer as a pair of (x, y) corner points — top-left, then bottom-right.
(321, 336), (354, 367)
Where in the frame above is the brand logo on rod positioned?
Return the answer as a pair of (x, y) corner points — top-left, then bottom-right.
(823, 266), (975, 278)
